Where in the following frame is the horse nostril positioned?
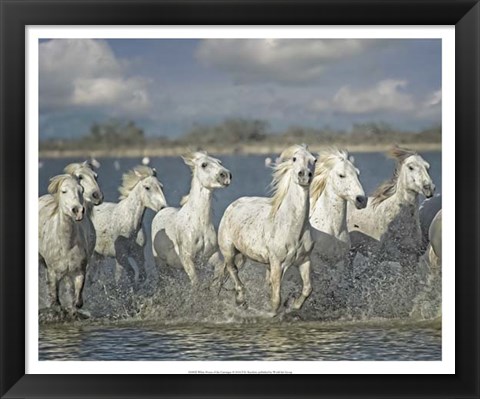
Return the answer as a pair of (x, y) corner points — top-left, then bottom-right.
(298, 171), (304, 177)
(356, 196), (366, 204)
(229, 172), (232, 180)
(92, 192), (99, 199)
(219, 172), (226, 179)
(72, 207), (77, 214)
(308, 172), (312, 178)
(423, 184), (431, 190)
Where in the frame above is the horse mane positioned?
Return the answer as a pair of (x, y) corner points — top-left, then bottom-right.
(118, 165), (157, 200)
(371, 145), (417, 208)
(269, 144), (307, 217)
(44, 174), (75, 216)
(310, 147), (350, 208)
(64, 161), (97, 178)
(180, 150), (208, 206)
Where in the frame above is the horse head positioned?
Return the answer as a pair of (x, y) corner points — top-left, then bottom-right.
(182, 151), (232, 190)
(48, 174), (85, 221)
(313, 149), (367, 210)
(64, 161), (104, 206)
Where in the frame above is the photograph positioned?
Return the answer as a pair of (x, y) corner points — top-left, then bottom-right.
(3, 0), (480, 396)
(34, 33), (446, 368)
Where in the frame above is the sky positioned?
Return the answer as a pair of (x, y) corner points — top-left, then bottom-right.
(39, 38), (441, 139)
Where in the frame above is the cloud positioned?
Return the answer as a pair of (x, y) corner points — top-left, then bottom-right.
(196, 39), (375, 84)
(423, 89), (442, 107)
(39, 39), (151, 114)
(313, 79), (416, 114)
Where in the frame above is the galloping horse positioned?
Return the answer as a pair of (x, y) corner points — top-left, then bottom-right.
(39, 175), (88, 312)
(91, 165), (167, 285)
(309, 148), (367, 263)
(347, 146), (435, 261)
(217, 144), (316, 314)
(152, 151), (231, 285)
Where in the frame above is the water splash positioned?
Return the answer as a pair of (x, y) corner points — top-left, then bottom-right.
(39, 246), (441, 325)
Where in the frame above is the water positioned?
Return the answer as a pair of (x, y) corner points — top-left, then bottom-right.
(38, 152), (442, 361)
(39, 320), (441, 361)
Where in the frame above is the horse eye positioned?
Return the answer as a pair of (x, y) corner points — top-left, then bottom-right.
(293, 157), (297, 162)
(201, 162), (208, 168)
(408, 166), (414, 171)
(61, 189), (67, 194)
(339, 174), (346, 178)
(145, 186), (150, 191)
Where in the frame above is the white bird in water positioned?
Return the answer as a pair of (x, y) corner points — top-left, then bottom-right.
(142, 156), (150, 166)
(89, 157), (101, 169)
(264, 157), (272, 167)
(113, 160), (121, 171)
(38, 161), (44, 169)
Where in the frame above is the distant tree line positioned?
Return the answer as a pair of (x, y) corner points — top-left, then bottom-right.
(39, 118), (441, 152)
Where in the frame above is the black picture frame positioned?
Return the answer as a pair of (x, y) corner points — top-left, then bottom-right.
(1, 0), (478, 398)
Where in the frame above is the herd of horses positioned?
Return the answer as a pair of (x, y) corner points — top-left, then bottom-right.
(38, 144), (442, 317)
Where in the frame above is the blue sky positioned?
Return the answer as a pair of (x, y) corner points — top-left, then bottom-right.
(39, 39), (441, 139)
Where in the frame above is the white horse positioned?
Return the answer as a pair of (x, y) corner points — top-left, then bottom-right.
(309, 148), (367, 263)
(91, 165), (167, 284)
(419, 193), (442, 250)
(39, 161), (103, 212)
(39, 162), (103, 310)
(39, 175), (87, 311)
(427, 209), (442, 269)
(347, 146), (435, 261)
(217, 144), (316, 314)
(152, 151), (231, 285)
(63, 162), (103, 260)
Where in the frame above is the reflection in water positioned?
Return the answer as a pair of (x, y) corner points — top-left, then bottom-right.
(39, 322), (441, 361)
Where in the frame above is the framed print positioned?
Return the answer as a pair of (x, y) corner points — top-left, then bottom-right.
(1, 0), (479, 398)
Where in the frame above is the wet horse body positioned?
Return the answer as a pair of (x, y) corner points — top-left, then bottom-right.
(39, 175), (88, 311)
(91, 166), (167, 284)
(39, 162), (103, 311)
(218, 145), (316, 314)
(152, 151), (231, 285)
(309, 148), (367, 263)
(347, 147), (435, 261)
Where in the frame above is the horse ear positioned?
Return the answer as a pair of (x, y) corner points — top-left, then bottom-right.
(134, 169), (143, 178)
(152, 167), (157, 176)
(355, 167), (360, 175)
(181, 154), (195, 167)
(349, 155), (355, 164)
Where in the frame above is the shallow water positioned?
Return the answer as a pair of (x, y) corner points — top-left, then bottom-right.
(39, 320), (441, 361)
(38, 152), (442, 362)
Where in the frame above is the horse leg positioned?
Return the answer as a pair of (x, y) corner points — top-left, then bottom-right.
(46, 268), (60, 308)
(224, 255), (246, 306)
(210, 251), (227, 291)
(269, 261), (282, 313)
(292, 260), (313, 310)
(73, 272), (86, 309)
(115, 256), (134, 286)
(179, 253), (198, 286)
(135, 245), (147, 283)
